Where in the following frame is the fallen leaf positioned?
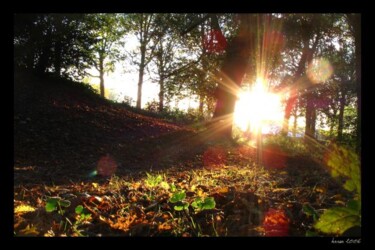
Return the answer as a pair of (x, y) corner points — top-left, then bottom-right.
(15, 205), (36, 213)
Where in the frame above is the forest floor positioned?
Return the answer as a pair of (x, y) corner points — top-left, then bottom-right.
(14, 70), (353, 237)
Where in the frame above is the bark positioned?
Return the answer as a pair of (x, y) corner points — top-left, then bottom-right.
(347, 14), (361, 153)
(337, 92), (346, 140)
(159, 77), (164, 112)
(199, 95), (204, 114)
(292, 110), (298, 137)
(305, 92), (316, 138)
(137, 44), (146, 109)
(54, 40), (62, 77)
(99, 53), (105, 98)
(282, 41), (310, 135)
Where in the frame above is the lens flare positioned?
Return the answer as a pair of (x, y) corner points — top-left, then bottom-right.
(307, 58), (333, 84)
(233, 78), (283, 134)
(97, 154), (118, 177)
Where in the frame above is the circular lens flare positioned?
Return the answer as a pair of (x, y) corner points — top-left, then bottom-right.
(307, 58), (333, 84)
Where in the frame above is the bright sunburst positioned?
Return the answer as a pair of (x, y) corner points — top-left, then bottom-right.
(233, 78), (283, 135)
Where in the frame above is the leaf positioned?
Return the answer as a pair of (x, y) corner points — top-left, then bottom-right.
(45, 198), (58, 212)
(174, 202), (189, 211)
(314, 207), (361, 235)
(347, 200), (361, 212)
(343, 180), (356, 192)
(170, 183), (177, 192)
(169, 191), (186, 203)
(160, 181), (170, 190)
(15, 205), (35, 213)
(75, 205), (84, 214)
(59, 199), (71, 208)
(201, 197), (216, 210)
(191, 197), (216, 211)
(92, 182), (99, 189)
(306, 231), (319, 237)
(19, 224), (39, 236)
(302, 203), (318, 221)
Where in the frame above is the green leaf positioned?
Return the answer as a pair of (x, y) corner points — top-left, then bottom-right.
(169, 191), (186, 203)
(191, 197), (216, 211)
(343, 180), (356, 192)
(201, 197), (216, 210)
(45, 198), (58, 212)
(302, 203), (319, 221)
(347, 200), (361, 212)
(314, 207), (361, 235)
(174, 202), (189, 211)
(170, 183), (177, 192)
(160, 181), (170, 190)
(306, 231), (319, 237)
(59, 199), (71, 208)
(75, 205), (84, 214)
(191, 198), (202, 209)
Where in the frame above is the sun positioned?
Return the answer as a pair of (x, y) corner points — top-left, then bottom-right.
(233, 78), (283, 134)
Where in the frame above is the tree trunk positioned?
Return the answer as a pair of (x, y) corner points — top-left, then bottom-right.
(198, 21), (208, 116)
(199, 94), (204, 114)
(303, 35), (320, 141)
(54, 40), (62, 77)
(99, 53), (105, 98)
(211, 14), (254, 138)
(293, 112), (298, 137)
(305, 90), (317, 139)
(159, 77), (164, 112)
(137, 44), (146, 109)
(282, 44), (309, 135)
(337, 92), (346, 141)
(347, 14), (361, 153)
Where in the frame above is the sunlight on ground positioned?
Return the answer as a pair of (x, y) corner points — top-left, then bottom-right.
(233, 78), (283, 135)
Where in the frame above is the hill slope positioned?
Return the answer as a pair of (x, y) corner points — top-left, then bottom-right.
(14, 70), (197, 185)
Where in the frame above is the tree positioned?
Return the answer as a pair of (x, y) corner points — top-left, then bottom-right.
(126, 14), (164, 109)
(14, 14), (95, 80)
(85, 14), (126, 98)
(346, 14), (361, 153)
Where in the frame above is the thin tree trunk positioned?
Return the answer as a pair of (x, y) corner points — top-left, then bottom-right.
(337, 92), (346, 141)
(305, 91), (317, 139)
(347, 14), (361, 153)
(54, 40), (62, 77)
(282, 44), (310, 135)
(99, 53), (105, 98)
(199, 94), (204, 114)
(159, 77), (164, 112)
(199, 23), (207, 116)
(293, 113), (298, 137)
(137, 45), (146, 109)
(304, 35), (320, 140)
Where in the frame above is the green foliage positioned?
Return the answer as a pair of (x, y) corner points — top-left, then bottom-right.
(169, 191), (186, 203)
(75, 205), (92, 221)
(191, 197), (216, 211)
(169, 190), (216, 212)
(145, 172), (163, 188)
(302, 203), (319, 221)
(326, 144), (361, 196)
(313, 143), (361, 236)
(45, 197), (71, 215)
(314, 206), (361, 235)
(75, 205), (84, 214)
(263, 135), (307, 156)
